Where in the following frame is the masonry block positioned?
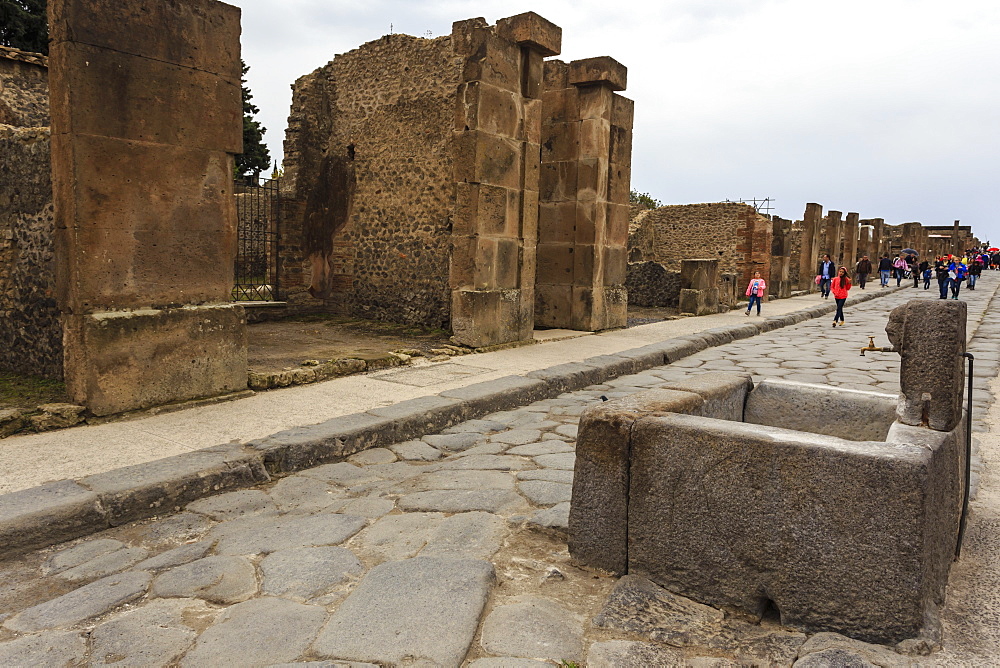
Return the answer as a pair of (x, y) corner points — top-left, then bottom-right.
(494, 12), (562, 56)
(569, 56), (627, 91)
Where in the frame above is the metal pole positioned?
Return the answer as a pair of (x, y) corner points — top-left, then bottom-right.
(956, 352), (974, 559)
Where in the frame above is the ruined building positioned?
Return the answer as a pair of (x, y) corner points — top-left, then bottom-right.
(279, 13), (633, 346)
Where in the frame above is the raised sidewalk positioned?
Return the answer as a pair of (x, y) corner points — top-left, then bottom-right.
(0, 287), (908, 558)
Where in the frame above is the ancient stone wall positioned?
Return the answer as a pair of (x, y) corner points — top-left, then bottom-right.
(626, 209), (654, 262)
(282, 34), (461, 327)
(49, 0), (248, 415)
(0, 46), (48, 127)
(625, 261), (679, 307)
(0, 126), (61, 378)
(788, 223), (802, 286)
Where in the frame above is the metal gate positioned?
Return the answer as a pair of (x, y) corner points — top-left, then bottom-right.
(233, 177), (279, 301)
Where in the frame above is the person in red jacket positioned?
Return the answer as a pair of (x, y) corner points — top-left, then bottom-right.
(744, 271), (767, 316)
(831, 266), (852, 327)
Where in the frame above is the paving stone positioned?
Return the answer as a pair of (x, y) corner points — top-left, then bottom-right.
(348, 447), (397, 465)
(437, 455), (532, 471)
(301, 462), (376, 484)
(442, 419), (507, 434)
(390, 440), (443, 461)
(151, 555), (257, 604)
(185, 489), (277, 521)
(586, 640), (685, 666)
(362, 462), (424, 482)
(409, 470), (515, 491)
(506, 441), (575, 456)
(554, 423), (578, 439)
(181, 597), (327, 667)
(4, 571), (152, 632)
(261, 547), (362, 602)
(339, 496), (395, 518)
(450, 442), (508, 457)
(269, 663), (378, 668)
(43, 538), (127, 575)
(90, 598), (216, 667)
(797, 632), (909, 666)
(398, 490), (526, 514)
(0, 630), (87, 666)
(312, 557), (494, 665)
(528, 502), (570, 532)
(467, 659), (552, 667)
(420, 512), (507, 560)
(517, 469), (574, 483)
(268, 476), (347, 513)
(133, 540), (214, 572)
(357, 513), (443, 561)
(132, 512), (215, 549)
(480, 597), (583, 661)
(423, 433), (483, 451)
(518, 480), (572, 506)
(489, 429), (543, 445)
(58, 546), (149, 582)
(212, 514), (366, 555)
(532, 452), (576, 470)
(793, 648), (877, 667)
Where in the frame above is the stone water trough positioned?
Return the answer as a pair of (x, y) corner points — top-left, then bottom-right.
(569, 300), (968, 644)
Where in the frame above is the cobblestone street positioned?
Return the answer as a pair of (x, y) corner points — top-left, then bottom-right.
(2, 278), (1000, 666)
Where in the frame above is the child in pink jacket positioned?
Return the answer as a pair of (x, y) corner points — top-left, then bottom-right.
(745, 271), (766, 316)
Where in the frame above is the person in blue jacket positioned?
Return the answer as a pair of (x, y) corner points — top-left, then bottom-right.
(816, 254), (835, 299)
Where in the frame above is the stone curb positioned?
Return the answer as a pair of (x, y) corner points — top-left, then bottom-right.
(0, 285), (915, 561)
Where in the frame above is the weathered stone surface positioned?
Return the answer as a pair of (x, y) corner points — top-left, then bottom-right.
(594, 576), (805, 665)
(410, 470), (515, 490)
(744, 379), (897, 441)
(532, 452), (575, 469)
(57, 546), (149, 581)
(423, 432), (484, 451)
(507, 441), (574, 456)
(261, 547), (362, 602)
(340, 496), (395, 519)
(794, 648), (877, 667)
(420, 512), (507, 559)
(300, 462), (374, 485)
(181, 598), (326, 667)
(468, 659), (552, 668)
(480, 597), (583, 661)
(357, 513), (444, 562)
(659, 371), (754, 422)
(0, 630), (87, 666)
(132, 511), (215, 548)
(886, 300), (967, 431)
(390, 440), (443, 461)
(518, 480), (572, 505)
(489, 429), (542, 445)
(151, 555), (257, 604)
(528, 502), (570, 532)
(212, 514), (366, 555)
(438, 454), (531, 471)
(186, 489), (277, 521)
(268, 476), (346, 513)
(625, 412), (956, 643)
(0, 480), (107, 560)
(43, 537), (125, 574)
(586, 640), (685, 667)
(312, 558), (494, 665)
(132, 540), (213, 571)
(348, 448), (397, 465)
(90, 598), (216, 667)
(4, 571), (152, 632)
(398, 490), (526, 514)
(518, 469), (574, 483)
(798, 632), (911, 667)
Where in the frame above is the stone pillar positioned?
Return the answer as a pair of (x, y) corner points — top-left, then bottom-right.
(844, 212), (859, 265)
(886, 300), (966, 432)
(769, 216), (792, 298)
(450, 13), (562, 346)
(678, 259), (720, 316)
(827, 210), (843, 265)
(952, 220), (961, 255)
(49, 0), (248, 416)
(871, 218), (885, 258)
(536, 56), (631, 331)
(797, 203), (822, 291)
(857, 224), (873, 260)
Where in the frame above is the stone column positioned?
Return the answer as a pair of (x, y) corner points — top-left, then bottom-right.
(536, 56), (631, 331)
(857, 224), (873, 260)
(450, 13), (561, 346)
(952, 220), (961, 255)
(678, 259), (720, 315)
(49, 0), (248, 416)
(769, 216), (792, 298)
(797, 203), (822, 291)
(871, 218), (885, 258)
(827, 210), (843, 265)
(844, 212), (859, 266)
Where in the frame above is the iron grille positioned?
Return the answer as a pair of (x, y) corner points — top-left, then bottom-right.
(233, 177), (279, 302)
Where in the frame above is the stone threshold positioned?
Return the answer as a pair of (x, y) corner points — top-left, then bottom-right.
(0, 286), (912, 561)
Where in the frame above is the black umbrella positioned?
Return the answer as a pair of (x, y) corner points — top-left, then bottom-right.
(901, 248), (918, 256)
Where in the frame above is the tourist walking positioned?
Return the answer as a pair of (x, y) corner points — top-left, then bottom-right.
(922, 264), (932, 290)
(909, 256), (920, 288)
(969, 260), (982, 290)
(936, 262), (951, 299)
(855, 255), (872, 289)
(817, 254), (835, 299)
(878, 254), (893, 287)
(744, 271), (766, 316)
(893, 254), (908, 287)
(831, 266), (852, 327)
(950, 259), (968, 299)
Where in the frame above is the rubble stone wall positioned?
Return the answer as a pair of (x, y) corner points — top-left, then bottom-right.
(0, 46), (49, 127)
(282, 35), (461, 328)
(625, 261), (679, 307)
(0, 125), (61, 378)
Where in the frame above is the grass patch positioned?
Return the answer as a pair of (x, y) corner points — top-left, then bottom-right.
(0, 372), (69, 410)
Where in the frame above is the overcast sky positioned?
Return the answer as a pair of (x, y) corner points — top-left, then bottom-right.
(231, 0), (1000, 245)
